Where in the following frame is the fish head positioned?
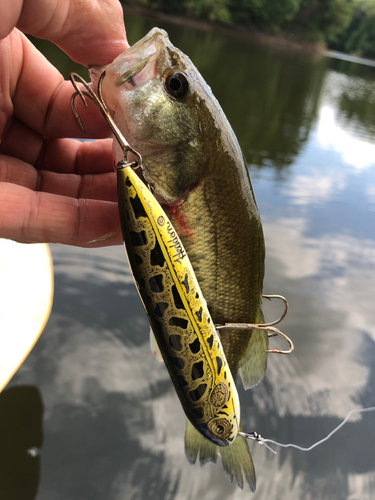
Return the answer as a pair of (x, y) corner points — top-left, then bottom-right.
(90, 27), (216, 205)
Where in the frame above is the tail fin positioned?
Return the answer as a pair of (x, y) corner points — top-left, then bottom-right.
(184, 420), (256, 491)
(220, 433), (256, 491)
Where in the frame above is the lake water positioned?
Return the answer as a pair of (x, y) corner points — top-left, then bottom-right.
(3, 8), (375, 500)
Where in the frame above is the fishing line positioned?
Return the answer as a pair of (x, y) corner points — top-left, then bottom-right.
(239, 406), (375, 454)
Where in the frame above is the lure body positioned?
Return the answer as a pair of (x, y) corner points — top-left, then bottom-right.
(117, 163), (240, 447)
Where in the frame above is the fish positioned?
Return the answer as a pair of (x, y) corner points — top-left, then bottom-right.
(90, 27), (267, 490)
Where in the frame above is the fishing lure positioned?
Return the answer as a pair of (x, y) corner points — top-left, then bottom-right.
(69, 72), (293, 448)
(117, 160), (240, 446)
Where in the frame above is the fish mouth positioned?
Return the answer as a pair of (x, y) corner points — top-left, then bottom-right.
(111, 29), (169, 89)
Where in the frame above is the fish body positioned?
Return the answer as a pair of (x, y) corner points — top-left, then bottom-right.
(91, 28), (267, 489)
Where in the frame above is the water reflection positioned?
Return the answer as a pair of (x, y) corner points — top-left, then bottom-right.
(6, 9), (375, 500)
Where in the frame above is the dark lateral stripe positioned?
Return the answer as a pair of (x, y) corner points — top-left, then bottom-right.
(130, 194), (147, 219)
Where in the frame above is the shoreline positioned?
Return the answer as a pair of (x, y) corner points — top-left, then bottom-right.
(122, 3), (325, 55)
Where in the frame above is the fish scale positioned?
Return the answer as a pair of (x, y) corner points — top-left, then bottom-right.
(167, 162), (267, 386)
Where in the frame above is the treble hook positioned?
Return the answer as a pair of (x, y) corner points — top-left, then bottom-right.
(215, 294), (294, 354)
(261, 294), (288, 327)
(69, 71), (142, 165)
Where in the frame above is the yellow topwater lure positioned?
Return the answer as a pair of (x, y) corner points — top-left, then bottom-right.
(117, 160), (240, 446)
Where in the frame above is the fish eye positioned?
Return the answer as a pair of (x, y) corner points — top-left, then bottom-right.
(164, 71), (189, 98)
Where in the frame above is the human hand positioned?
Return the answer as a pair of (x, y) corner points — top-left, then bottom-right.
(0, 0), (129, 246)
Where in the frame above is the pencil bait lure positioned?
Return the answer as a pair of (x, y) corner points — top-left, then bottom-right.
(116, 160), (240, 446)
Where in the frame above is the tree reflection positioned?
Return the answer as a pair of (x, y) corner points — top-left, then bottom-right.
(125, 15), (328, 172)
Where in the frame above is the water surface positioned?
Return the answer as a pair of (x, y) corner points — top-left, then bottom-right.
(4, 10), (375, 500)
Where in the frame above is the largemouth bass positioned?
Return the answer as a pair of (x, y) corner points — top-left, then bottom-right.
(90, 27), (267, 490)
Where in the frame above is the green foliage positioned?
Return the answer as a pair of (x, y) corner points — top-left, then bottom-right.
(125, 0), (375, 57)
(328, 1), (375, 57)
(286, 0), (354, 41)
(251, 0), (302, 28)
(186, 0), (231, 23)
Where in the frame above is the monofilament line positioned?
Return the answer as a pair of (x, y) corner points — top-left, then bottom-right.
(239, 406), (375, 454)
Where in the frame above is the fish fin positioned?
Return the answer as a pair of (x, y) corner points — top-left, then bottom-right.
(184, 420), (256, 491)
(149, 328), (164, 362)
(239, 310), (268, 390)
(219, 433), (256, 491)
(184, 419), (218, 466)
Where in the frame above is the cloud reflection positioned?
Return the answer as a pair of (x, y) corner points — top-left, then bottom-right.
(317, 105), (375, 170)
(282, 171), (346, 206)
(316, 71), (375, 171)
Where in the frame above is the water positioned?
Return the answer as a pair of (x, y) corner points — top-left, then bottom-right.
(2, 9), (375, 500)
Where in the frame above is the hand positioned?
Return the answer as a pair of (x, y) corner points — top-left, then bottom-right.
(0, 0), (129, 246)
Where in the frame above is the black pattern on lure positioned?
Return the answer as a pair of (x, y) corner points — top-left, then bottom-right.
(117, 162), (240, 447)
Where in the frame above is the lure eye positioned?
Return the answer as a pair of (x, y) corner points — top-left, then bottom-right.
(215, 423), (225, 435)
(208, 418), (232, 440)
(164, 71), (189, 98)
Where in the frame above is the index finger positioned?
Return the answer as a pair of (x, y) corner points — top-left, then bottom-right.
(11, 31), (114, 139)
(1, 0), (129, 66)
